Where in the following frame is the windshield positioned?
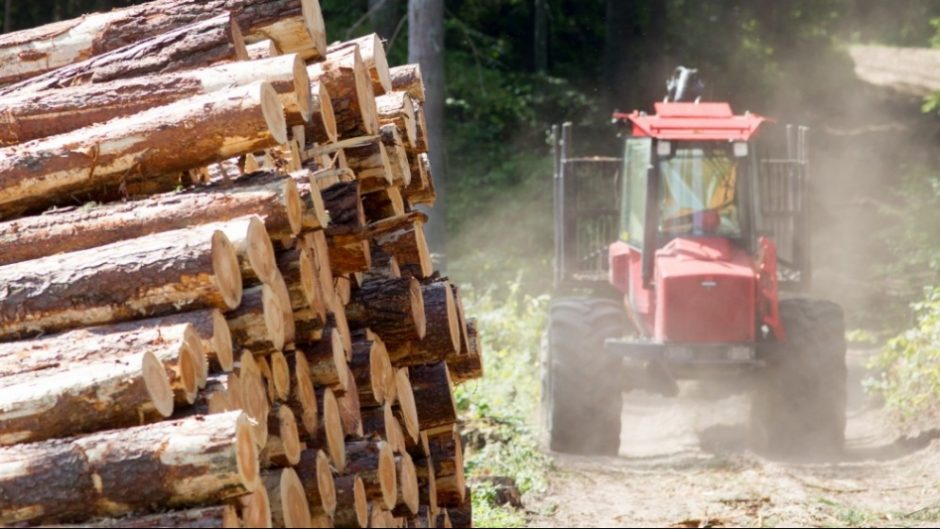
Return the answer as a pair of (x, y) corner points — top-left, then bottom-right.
(659, 147), (741, 237)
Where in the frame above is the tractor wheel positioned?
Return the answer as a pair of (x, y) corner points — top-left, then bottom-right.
(750, 298), (847, 457)
(541, 297), (625, 455)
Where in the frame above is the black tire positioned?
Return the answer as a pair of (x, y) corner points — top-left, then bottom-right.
(541, 297), (625, 455)
(750, 298), (847, 457)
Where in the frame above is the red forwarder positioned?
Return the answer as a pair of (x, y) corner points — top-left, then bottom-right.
(543, 82), (846, 457)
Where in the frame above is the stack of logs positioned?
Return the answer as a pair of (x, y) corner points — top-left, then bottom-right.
(0, 1), (481, 527)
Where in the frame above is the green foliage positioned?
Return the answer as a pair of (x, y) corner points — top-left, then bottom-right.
(866, 287), (940, 424)
(456, 281), (552, 527)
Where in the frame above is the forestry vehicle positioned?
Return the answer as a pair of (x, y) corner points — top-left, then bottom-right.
(542, 68), (847, 456)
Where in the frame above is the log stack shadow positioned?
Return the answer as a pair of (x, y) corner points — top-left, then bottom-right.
(0, 1), (480, 527)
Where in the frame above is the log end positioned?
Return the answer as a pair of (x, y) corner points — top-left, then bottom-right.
(323, 387), (346, 472)
(247, 216), (278, 286)
(231, 16), (250, 61)
(408, 277), (427, 340)
(262, 284), (288, 352)
(395, 369), (419, 443)
(299, 246), (327, 320)
(271, 352), (292, 403)
(353, 49), (379, 135)
(444, 284), (461, 355)
(316, 82), (338, 143)
(260, 81), (289, 145)
(294, 352), (319, 436)
(400, 451), (420, 515)
(281, 468), (312, 529)
(284, 177), (305, 236)
(241, 352), (271, 449)
(372, 34), (393, 95)
(317, 449), (338, 517)
(301, 0), (328, 58)
(353, 476), (369, 528)
(242, 485), (273, 528)
(369, 339), (390, 405)
(212, 309), (236, 372)
(378, 441), (398, 510)
(276, 403), (302, 466)
(212, 231), (244, 309)
(179, 332), (201, 405)
(292, 53), (314, 123)
(142, 351), (175, 418)
(385, 403), (406, 455)
(237, 412), (262, 493)
(330, 329), (351, 393)
(184, 325), (209, 389)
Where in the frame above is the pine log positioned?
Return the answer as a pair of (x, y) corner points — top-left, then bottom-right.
(0, 81), (287, 219)
(393, 369), (421, 445)
(346, 277), (426, 351)
(269, 271), (299, 345)
(328, 34), (392, 95)
(428, 430), (466, 508)
(405, 152), (436, 206)
(361, 404), (406, 455)
(0, 222), (247, 340)
(0, 412), (259, 525)
(376, 91), (418, 150)
(238, 485), (273, 529)
(451, 285), (471, 355)
(380, 124), (413, 186)
(238, 353), (272, 451)
(270, 350), (293, 402)
(226, 285), (288, 356)
(308, 46), (378, 137)
(409, 363), (458, 433)
(261, 468), (310, 528)
(361, 247), (402, 286)
(363, 185), (406, 223)
(318, 387), (347, 472)
(295, 449), (337, 518)
(334, 474), (369, 528)
(413, 457), (439, 519)
(448, 319), (483, 384)
(389, 64), (426, 102)
(0, 0), (325, 88)
(350, 330), (392, 407)
(328, 239), (372, 275)
(282, 352), (319, 439)
(306, 81), (339, 144)
(278, 246), (323, 315)
(323, 181), (366, 238)
(388, 280), (460, 366)
(337, 369), (364, 438)
(58, 505), (241, 528)
(0, 53), (311, 146)
(256, 354), (278, 404)
(393, 452), (420, 516)
(293, 173), (331, 233)
(447, 488), (472, 529)
(261, 404), (303, 467)
(374, 220), (434, 279)
(302, 230), (337, 309)
(301, 327), (350, 391)
(345, 440), (397, 511)
(0, 174), (302, 268)
(344, 137), (395, 193)
(413, 101), (430, 154)
(0, 14), (247, 94)
(142, 309), (234, 375)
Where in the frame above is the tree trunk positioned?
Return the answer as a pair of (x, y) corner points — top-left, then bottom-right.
(333, 474), (369, 528)
(294, 449), (337, 518)
(3, 14), (248, 95)
(389, 64), (425, 102)
(0, 82), (287, 219)
(346, 277), (426, 350)
(345, 439), (397, 511)
(0, 53), (312, 146)
(328, 33), (392, 95)
(408, 0), (446, 257)
(409, 363), (457, 432)
(0, 412), (259, 525)
(0, 221), (251, 340)
(62, 505), (241, 528)
(0, 175), (302, 267)
(308, 46), (379, 138)
(0, 0), (326, 87)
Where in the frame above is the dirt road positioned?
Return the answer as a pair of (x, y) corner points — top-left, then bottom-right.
(528, 350), (940, 528)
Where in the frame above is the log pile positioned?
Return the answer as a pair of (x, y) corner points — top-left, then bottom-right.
(0, 1), (479, 527)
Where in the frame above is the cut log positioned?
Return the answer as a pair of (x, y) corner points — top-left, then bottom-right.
(329, 238), (372, 274)
(148, 309), (235, 374)
(302, 230), (337, 309)
(0, 53), (312, 146)
(335, 275), (354, 306)
(0, 81), (287, 219)
(376, 91), (418, 150)
(363, 185), (406, 223)
(238, 353), (272, 450)
(238, 485), (273, 529)
(448, 319), (483, 384)
(269, 351), (292, 402)
(323, 181), (366, 238)
(361, 404), (405, 455)
(350, 330), (392, 407)
(269, 272), (298, 345)
(427, 430), (466, 508)
(261, 404), (303, 467)
(447, 488), (472, 529)
(413, 457), (439, 518)
(226, 284), (287, 355)
(0, 412), (258, 525)
(346, 277), (426, 350)
(393, 452), (420, 516)
(362, 248), (402, 287)
(302, 327), (350, 391)
(60, 505), (241, 528)
(380, 124), (413, 186)
(345, 440), (397, 511)
(373, 220), (434, 280)
(294, 449), (337, 518)
(334, 474), (369, 528)
(0, 221), (245, 340)
(451, 285), (472, 355)
(394, 369), (420, 444)
(387, 280), (460, 366)
(409, 363), (458, 432)
(308, 46), (378, 137)
(337, 369), (365, 438)
(345, 137), (395, 193)
(285, 351), (319, 438)
(413, 101), (430, 154)
(405, 152), (436, 206)
(0, 0), (326, 87)
(262, 468), (311, 529)
(0, 174), (302, 268)
(389, 64), (425, 102)
(293, 175), (331, 234)
(249, 39), (280, 60)
(257, 355), (278, 404)
(277, 246), (322, 317)
(306, 81), (339, 144)
(328, 34), (392, 95)
(318, 387), (347, 472)
(0, 14), (247, 93)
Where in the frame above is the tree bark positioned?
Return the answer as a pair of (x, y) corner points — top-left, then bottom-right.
(0, 81), (287, 219)
(0, 175), (302, 267)
(226, 284), (288, 355)
(294, 449), (337, 518)
(409, 363), (457, 432)
(323, 180), (366, 238)
(345, 440), (397, 511)
(361, 404), (405, 454)
(0, 53), (312, 146)
(373, 219), (434, 279)
(328, 33), (392, 95)
(408, 0), (446, 256)
(306, 80), (339, 144)
(376, 91), (418, 150)
(427, 429), (465, 508)
(380, 123), (414, 186)
(300, 327), (350, 391)
(447, 488), (472, 529)
(346, 277), (426, 350)
(3, 14), (249, 96)
(0, 0), (326, 87)
(363, 186), (406, 223)
(60, 505), (241, 528)
(333, 474), (369, 528)
(308, 46), (379, 138)
(389, 64), (425, 102)
(0, 221), (249, 341)
(260, 403), (303, 468)
(393, 451), (419, 516)
(342, 136), (395, 192)
(447, 318), (483, 384)
(350, 329), (392, 407)
(0, 412), (259, 525)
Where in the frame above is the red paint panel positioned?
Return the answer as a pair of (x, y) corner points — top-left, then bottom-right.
(612, 102), (767, 141)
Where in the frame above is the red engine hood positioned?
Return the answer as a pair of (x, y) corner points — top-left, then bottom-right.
(654, 238), (758, 343)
